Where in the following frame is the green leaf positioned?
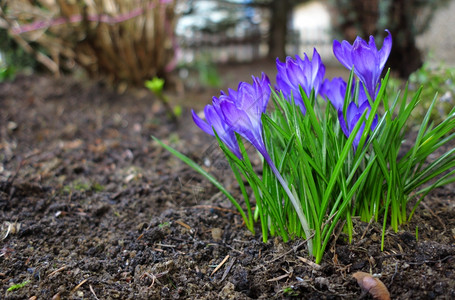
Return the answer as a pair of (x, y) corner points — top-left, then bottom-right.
(145, 77), (165, 94)
(7, 280), (30, 292)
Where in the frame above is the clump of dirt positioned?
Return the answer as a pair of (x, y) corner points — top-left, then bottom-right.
(1, 70), (454, 299)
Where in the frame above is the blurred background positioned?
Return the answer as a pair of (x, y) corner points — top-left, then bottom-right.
(1, 0), (455, 108)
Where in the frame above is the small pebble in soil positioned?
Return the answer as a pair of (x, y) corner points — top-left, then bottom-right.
(315, 276), (329, 289)
(211, 228), (223, 241)
(219, 282), (244, 300)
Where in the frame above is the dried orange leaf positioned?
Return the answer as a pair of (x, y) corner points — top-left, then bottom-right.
(353, 271), (391, 300)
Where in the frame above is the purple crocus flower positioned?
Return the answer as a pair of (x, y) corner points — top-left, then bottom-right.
(333, 30), (392, 99)
(338, 101), (378, 148)
(276, 48), (326, 114)
(320, 77), (347, 112)
(192, 104), (243, 159)
(193, 73), (272, 159)
(219, 73), (270, 156)
(321, 77), (372, 112)
(321, 77), (378, 148)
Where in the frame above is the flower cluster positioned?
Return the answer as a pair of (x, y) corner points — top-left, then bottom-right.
(195, 30), (391, 151)
(191, 30), (392, 252)
(157, 28), (455, 263)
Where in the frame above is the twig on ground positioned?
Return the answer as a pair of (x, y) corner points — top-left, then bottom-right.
(48, 266), (67, 278)
(175, 220), (191, 230)
(297, 256), (322, 270)
(142, 271), (168, 288)
(211, 254), (229, 276)
(89, 285), (100, 300)
(193, 205), (240, 215)
(267, 273), (291, 282)
(219, 257), (236, 283)
(71, 279), (88, 293)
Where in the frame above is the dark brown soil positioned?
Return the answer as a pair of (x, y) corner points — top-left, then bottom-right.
(1, 63), (454, 299)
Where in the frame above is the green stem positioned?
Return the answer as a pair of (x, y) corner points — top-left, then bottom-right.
(263, 151), (313, 255)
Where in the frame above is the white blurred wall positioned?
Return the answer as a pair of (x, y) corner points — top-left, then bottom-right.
(289, 1), (335, 63)
(417, 0), (455, 67)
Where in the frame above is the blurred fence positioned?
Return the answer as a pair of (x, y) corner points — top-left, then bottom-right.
(177, 26), (336, 65)
(178, 31), (267, 64)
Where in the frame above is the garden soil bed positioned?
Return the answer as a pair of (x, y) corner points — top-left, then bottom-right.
(1, 63), (454, 299)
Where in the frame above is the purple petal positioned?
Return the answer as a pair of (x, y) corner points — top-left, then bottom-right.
(321, 77), (346, 111)
(204, 105), (225, 134)
(311, 49), (325, 92)
(289, 65), (309, 96)
(379, 30), (392, 69)
(353, 122), (366, 148)
(249, 75), (270, 121)
(192, 108), (213, 136)
(205, 105), (243, 159)
(346, 102), (360, 129)
(220, 100), (267, 155)
(333, 40), (354, 70)
(257, 72), (271, 113)
(275, 50), (326, 115)
(220, 101), (253, 132)
(352, 44), (379, 98)
(338, 110), (349, 137)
